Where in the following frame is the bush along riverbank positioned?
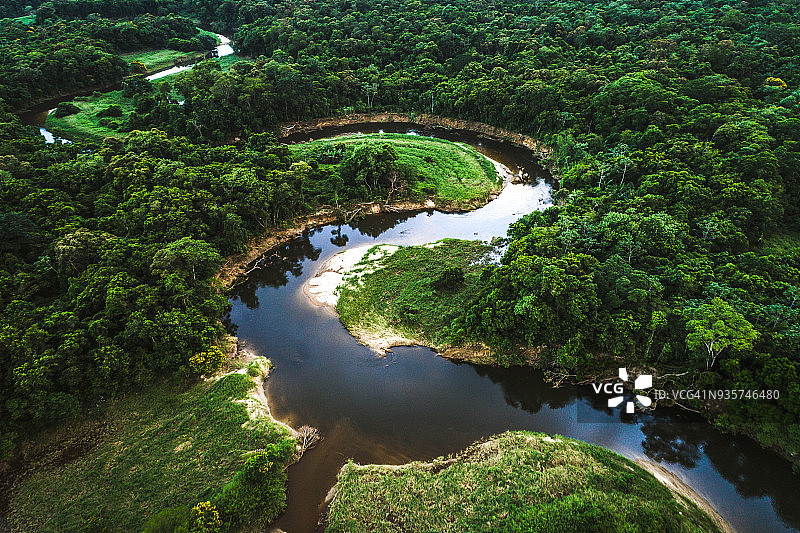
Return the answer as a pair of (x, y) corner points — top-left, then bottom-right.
(6, 356), (301, 532)
(326, 431), (725, 533)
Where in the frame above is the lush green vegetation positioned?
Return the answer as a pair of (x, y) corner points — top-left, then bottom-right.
(0, 128), (294, 455)
(2, 0), (800, 527)
(336, 240), (492, 349)
(121, 48), (207, 72)
(328, 431), (720, 533)
(45, 91), (132, 141)
(291, 134), (500, 206)
(8, 357), (297, 532)
(0, 1), (42, 21)
(111, 0), (797, 463)
(0, 13), (214, 108)
(0, 117), (495, 459)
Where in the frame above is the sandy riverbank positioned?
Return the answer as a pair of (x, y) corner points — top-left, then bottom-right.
(302, 244), (426, 355)
(218, 334), (300, 438)
(635, 459), (733, 533)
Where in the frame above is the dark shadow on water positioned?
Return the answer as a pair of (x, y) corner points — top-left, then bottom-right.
(231, 232), (322, 308)
(329, 225), (349, 247)
(351, 211), (418, 238)
(471, 365), (576, 414)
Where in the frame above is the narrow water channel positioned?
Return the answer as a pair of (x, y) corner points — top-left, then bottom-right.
(228, 126), (800, 533)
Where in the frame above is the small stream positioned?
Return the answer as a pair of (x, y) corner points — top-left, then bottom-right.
(144, 34), (234, 81)
(229, 124), (800, 533)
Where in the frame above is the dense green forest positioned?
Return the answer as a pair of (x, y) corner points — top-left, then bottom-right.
(1, 0), (799, 519)
(0, 12), (215, 108)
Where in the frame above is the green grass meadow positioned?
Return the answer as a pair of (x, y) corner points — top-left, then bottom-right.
(8, 359), (296, 532)
(327, 431), (721, 533)
(11, 14), (35, 25)
(122, 29), (220, 72)
(121, 49), (206, 72)
(45, 90), (133, 142)
(291, 134), (501, 206)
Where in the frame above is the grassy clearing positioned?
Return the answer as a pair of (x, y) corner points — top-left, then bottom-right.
(45, 90), (133, 142)
(11, 15), (35, 25)
(45, 47), (244, 142)
(197, 28), (221, 43)
(327, 431), (720, 533)
(760, 229), (800, 255)
(336, 239), (491, 349)
(291, 133), (501, 206)
(8, 357), (296, 532)
(121, 49), (207, 72)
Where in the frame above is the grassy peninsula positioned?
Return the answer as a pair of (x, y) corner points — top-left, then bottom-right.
(327, 431), (722, 533)
(290, 134), (501, 207)
(335, 239), (492, 353)
(120, 49), (205, 72)
(7, 357), (298, 532)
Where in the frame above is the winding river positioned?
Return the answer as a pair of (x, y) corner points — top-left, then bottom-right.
(228, 124), (800, 533)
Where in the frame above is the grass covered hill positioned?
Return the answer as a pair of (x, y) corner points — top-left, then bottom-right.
(290, 134), (501, 207)
(327, 431), (722, 533)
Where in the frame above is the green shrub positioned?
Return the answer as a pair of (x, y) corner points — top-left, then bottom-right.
(433, 266), (465, 291)
(96, 104), (123, 118)
(318, 142), (349, 163)
(142, 507), (190, 533)
(212, 442), (297, 529)
(177, 501), (221, 533)
(188, 346), (226, 376)
(130, 60), (147, 73)
(53, 102), (80, 117)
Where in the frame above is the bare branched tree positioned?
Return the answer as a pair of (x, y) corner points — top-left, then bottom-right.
(298, 425), (321, 452)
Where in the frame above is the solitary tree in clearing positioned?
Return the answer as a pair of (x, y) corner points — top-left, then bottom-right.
(686, 297), (758, 370)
